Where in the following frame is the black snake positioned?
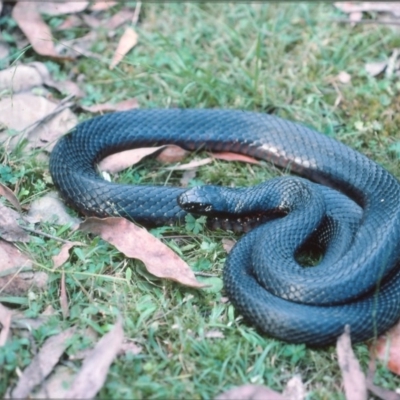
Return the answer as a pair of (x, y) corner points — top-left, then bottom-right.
(49, 109), (400, 346)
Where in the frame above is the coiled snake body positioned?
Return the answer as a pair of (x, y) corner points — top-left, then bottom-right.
(49, 109), (400, 346)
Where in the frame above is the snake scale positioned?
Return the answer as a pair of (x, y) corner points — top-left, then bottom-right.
(49, 109), (400, 346)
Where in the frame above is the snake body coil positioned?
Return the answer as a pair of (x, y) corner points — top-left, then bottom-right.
(49, 109), (400, 346)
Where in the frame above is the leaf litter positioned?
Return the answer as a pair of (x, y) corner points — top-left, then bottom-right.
(7, 327), (76, 399)
(1, 3), (400, 398)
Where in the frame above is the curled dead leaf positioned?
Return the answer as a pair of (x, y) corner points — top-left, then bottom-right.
(52, 241), (82, 269)
(156, 145), (189, 164)
(222, 238), (236, 253)
(79, 217), (205, 288)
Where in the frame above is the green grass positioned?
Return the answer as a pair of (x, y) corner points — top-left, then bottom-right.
(1, 2), (400, 399)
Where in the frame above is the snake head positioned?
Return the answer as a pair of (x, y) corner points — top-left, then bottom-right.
(178, 185), (227, 216)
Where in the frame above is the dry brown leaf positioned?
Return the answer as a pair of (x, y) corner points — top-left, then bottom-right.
(336, 326), (367, 400)
(0, 64), (44, 93)
(32, 365), (75, 399)
(0, 239), (32, 274)
(26, 192), (81, 226)
(79, 217), (205, 288)
(215, 384), (285, 400)
(107, 9), (135, 30)
(156, 145), (189, 163)
(99, 145), (188, 174)
(12, 2), (72, 60)
(0, 93), (77, 152)
(283, 375), (305, 400)
(65, 319), (123, 399)
(372, 320), (400, 376)
(337, 71), (351, 84)
(52, 242), (81, 269)
(165, 157), (213, 171)
(0, 239), (49, 297)
(8, 327), (76, 399)
(56, 15), (83, 31)
(90, 1), (117, 11)
(110, 27), (138, 70)
(0, 183), (22, 213)
(36, 1), (89, 16)
(99, 146), (166, 174)
(29, 61), (84, 97)
(204, 330), (225, 339)
(81, 98), (139, 114)
(118, 339), (142, 356)
(334, 2), (400, 17)
(349, 11), (363, 23)
(365, 61), (387, 77)
(55, 31), (101, 60)
(222, 238), (236, 253)
(81, 14), (102, 29)
(0, 303), (13, 346)
(0, 63), (83, 98)
(212, 152), (261, 165)
(0, 203), (29, 242)
(11, 306), (54, 331)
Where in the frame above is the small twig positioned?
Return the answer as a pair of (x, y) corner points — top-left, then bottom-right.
(22, 94), (75, 135)
(21, 225), (84, 245)
(132, 2), (142, 26)
(194, 271), (219, 277)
